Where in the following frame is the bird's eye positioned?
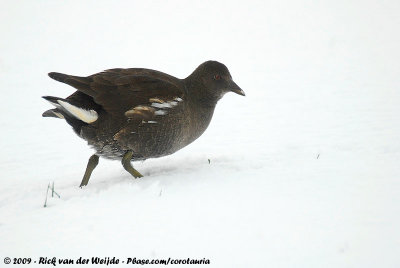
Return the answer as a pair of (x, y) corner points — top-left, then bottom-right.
(214, 74), (221, 80)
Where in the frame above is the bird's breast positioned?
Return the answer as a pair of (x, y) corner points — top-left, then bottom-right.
(81, 100), (215, 160)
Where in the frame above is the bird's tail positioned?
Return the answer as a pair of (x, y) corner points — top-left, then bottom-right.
(42, 96), (98, 124)
(48, 72), (69, 83)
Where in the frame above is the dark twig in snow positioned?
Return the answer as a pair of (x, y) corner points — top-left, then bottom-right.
(43, 182), (61, 208)
(43, 183), (50, 208)
(51, 182), (60, 198)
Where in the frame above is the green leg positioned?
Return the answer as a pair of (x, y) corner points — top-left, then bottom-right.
(121, 150), (143, 178)
(79, 154), (99, 187)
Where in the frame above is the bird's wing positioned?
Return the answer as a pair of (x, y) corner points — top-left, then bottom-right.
(49, 68), (185, 117)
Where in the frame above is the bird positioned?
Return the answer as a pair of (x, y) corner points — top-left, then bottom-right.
(42, 61), (245, 187)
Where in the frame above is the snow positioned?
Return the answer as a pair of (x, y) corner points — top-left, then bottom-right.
(1, 0), (400, 267)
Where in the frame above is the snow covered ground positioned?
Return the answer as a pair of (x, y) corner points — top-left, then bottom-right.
(1, 0), (399, 267)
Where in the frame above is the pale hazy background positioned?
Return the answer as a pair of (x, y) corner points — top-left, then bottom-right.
(0, 1), (399, 267)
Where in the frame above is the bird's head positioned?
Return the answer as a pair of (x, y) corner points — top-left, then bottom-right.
(186, 61), (245, 104)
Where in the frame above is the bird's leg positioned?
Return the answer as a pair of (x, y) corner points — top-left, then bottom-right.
(79, 154), (99, 187)
(121, 150), (143, 178)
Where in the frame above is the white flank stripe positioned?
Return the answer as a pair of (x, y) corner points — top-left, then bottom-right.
(57, 100), (98, 123)
(151, 102), (172, 109)
(155, 110), (167, 115)
(151, 100), (179, 109)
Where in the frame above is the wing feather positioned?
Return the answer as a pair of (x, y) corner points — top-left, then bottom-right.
(49, 68), (185, 116)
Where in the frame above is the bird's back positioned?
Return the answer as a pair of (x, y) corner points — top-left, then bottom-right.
(43, 67), (216, 160)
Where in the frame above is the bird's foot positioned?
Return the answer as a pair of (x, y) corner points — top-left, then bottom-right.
(122, 150), (143, 178)
(79, 154), (100, 187)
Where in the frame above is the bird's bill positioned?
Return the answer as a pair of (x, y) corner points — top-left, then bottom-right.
(229, 80), (245, 96)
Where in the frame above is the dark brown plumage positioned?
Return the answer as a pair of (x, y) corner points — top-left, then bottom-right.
(43, 61), (245, 186)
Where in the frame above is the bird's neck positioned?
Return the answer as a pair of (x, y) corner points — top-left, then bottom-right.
(179, 78), (217, 144)
(184, 78), (220, 108)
